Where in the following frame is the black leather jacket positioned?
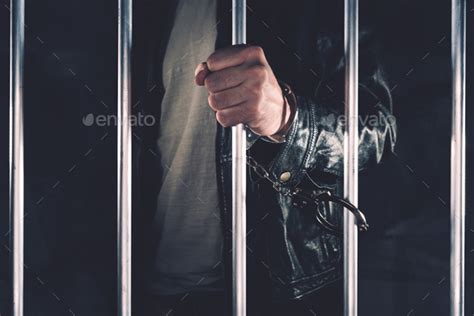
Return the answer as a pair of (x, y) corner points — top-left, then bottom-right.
(133, 0), (396, 304)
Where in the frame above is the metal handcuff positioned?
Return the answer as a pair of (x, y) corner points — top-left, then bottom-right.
(247, 156), (369, 236)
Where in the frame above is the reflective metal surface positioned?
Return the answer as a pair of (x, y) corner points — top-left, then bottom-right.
(232, 1), (247, 315)
(450, 0), (466, 315)
(344, 0), (359, 315)
(9, 0), (25, 315)
(117, 0), (132, 314)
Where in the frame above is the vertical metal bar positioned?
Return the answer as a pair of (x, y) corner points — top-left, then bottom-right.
(117, 0), (132, 314)
(344, 0), (358, 315)
(450, 0), (466, 315)
(9, 0), (25, 315)
(232, 1), (246, 315)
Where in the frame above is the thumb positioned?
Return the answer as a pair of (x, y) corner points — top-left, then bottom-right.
(194, 62), (211, 86)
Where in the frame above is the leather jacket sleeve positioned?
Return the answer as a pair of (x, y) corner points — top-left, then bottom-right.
(268, 30), (397, 184)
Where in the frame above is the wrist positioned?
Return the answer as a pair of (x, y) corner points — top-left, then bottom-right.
(267, 82), (297, 143)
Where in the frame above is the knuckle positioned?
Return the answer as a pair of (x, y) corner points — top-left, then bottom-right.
(216, 112), (230, 127)
(222, 74), (233, 89)
(206, 52), (219, 70)
(208, 94), (217, 109)
(254, 77), (266, 90)
(250, 65), (267, 81)
(204, 74), (217, 92)
(214, 93), (227, 108)
(247, 45), (264, 58)
(259, 67), (269, 81)
(254, 102), (265, 118)
(248, 85), (263, 100)
(247, 110), (258, 123)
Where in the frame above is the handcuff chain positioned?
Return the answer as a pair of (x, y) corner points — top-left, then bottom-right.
(247, 156), (292, 195)
(246, 155), (369, 233)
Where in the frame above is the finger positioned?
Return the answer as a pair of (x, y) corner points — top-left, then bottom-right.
(194, 62), (211, 86)
(204, 65), (249, 93)
(208, 84), (248, 111)
(206, 64), (268, 94)
(207, 45), (266, 72)
(215, 102), (251, 127)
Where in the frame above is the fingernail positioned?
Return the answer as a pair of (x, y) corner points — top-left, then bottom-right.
(194, 62), (207, 76)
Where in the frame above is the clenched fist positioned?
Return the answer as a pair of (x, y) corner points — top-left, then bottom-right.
(195, 45), (292, 137)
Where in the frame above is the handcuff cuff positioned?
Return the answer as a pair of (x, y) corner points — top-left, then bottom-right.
(263, 81), (298, 143)
(290, 187), (369, 235)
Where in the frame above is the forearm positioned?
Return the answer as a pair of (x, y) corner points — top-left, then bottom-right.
(258, 79), (396, 188)
(290, 93), (396, 176)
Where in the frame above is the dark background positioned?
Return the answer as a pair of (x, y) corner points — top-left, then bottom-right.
(0, 0), (473, 315)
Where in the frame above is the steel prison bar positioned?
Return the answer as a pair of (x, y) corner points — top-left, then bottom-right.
(232, 0), (247, 316)
(6, 1), (468, 315)
(9, 0), (25, 315)
(117, 0), (132, 315)
(450, 0), (466, 315)
(344, 0), (359, 315)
